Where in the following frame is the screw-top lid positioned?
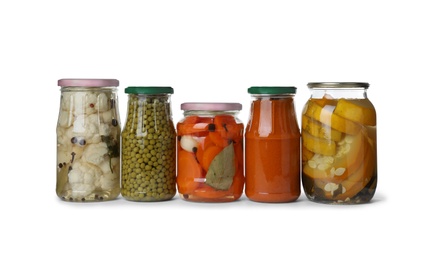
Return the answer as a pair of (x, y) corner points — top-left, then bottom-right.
(248, 86), (297, 94)
(181, 102), (242, 111)
(307, 82), (369, 89)
(125, 86), (174, 94)
(58, 78), (119, 87)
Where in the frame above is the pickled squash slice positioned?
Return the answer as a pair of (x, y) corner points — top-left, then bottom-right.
(302, 115), (342, 142)
(303, 131), (364, 181)
(320, 142), (375, 200)
(304, 100), (361, 135)
(334, 99), (376, 126)
(302, 131), (336, 156)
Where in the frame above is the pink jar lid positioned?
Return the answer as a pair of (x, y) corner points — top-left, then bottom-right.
(181, 102), (242, 111)
(58, 78), (119, 87)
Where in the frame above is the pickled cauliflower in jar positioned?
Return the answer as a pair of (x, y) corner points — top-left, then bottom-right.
(56, 79), (121, 202)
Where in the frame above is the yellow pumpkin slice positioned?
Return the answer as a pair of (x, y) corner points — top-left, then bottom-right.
(301, 115), (342, 141)
(304, 100), (361, 135)
(302, 146), (314, 162)
(303, 131), (364, 181)
(324, 144), (375, 201)
(334, 99), (376, 126)
(302, 131), (336, 156)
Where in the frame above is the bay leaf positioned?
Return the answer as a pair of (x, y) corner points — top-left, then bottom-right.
(205, 143), (235, 190)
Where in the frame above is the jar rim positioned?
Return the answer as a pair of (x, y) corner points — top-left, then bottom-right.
(58, 78), (119, 87)
(307, 82), (369, 89)
(125, 86), (173, 94)
(181, 102), (242, 111)
(248, 86), (296, 94)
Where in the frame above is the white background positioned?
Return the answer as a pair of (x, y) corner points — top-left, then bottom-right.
(0, 0), (433, 259)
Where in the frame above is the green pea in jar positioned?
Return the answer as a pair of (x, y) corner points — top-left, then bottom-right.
(121, 87), (177, 201)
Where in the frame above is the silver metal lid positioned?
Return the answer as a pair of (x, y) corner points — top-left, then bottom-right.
(307, 82), (369, 89)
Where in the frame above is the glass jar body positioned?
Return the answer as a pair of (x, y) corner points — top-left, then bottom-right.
(56, 86), (121, 201)
(245, 95), (301, 202)
(177, 108), (244, 202)
(301, 83), (377, 204)
(121, 94), (176, 201)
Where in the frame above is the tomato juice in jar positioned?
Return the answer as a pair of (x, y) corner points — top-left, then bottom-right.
(245, 87), (301, 203)
(301, 82), (377, 204)
(176, 103), (244, 202)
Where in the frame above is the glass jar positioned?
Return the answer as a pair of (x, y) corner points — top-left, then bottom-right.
(301, 82), (377, 204)
(56, 78), (121, 202)
(177, 103), (244, 202)
(121, 87), (176, 201)
(245, 87), (301, 203)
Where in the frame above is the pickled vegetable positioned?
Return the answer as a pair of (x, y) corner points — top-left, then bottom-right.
(302, 96), (377, 204)
(56, 88), (121, 202)
(177, 114), (244, 202)
(121, 93), (176, 201)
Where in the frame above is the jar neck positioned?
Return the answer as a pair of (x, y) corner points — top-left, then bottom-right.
(60, 86), (117, 93)
(128, 94), (171, 102)
(250, 94), (295, 101)
(183, 110), (240, 117)
(309, 88), (368, 99)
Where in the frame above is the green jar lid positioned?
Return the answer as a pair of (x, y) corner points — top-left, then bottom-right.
(125, 86), (174, 94)
(248, 86), (296, 94)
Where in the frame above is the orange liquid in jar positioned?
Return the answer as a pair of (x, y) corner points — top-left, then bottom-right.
(245, 97), (301, 202)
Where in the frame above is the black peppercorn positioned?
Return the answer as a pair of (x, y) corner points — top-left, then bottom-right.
(208, 123), (216, 132)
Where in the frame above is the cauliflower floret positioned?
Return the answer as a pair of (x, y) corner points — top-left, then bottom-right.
(99, 123), (111, 137)
(57, 145), (73, 165)
(61, 92), (74, 111)
(68, 160), (103, 198)
(58, 110), (74, 128)
(96, 93), (109, 112)
(57, 144), (84, 165)
(100, 170), (119, 190)
(98, 157), (120, 190)
(101, 173), (119, 190)
(73, 92), (98, 116)
(58, 126), (87, 165)
(72, 114), (111, 144)
(57, 126), (73, 146)
(82, 143), (108, 166)
(100, 110), (113, 124)
(71, 92), (110, 116)
(99, 157), (120, 175)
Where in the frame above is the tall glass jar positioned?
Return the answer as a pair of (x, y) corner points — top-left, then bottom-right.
(245, 87), (301, 203)
(121, 87), (176, 201)
(56, 78), (121, 202)
(177, 103), (244, 202)
(301, 82), (377, 204)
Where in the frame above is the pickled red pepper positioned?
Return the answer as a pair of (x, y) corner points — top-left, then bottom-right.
(177, 103), (244, 202)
